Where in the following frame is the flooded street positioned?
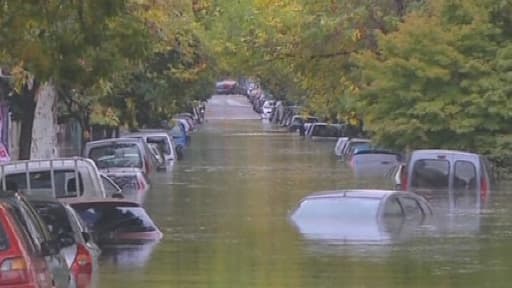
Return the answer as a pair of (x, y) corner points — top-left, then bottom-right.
(98, 95), (512, 287)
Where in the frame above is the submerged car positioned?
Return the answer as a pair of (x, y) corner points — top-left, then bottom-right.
(84, 138), (157, 177)
(100, 169), (149, 203)
(66, 198), (163, 245)
(308, 123), (345, 140)
(123, 131), (178, 168)
(338, 138), (372, 160)
(396, 149), (493, 208)
(290, 190), (432, 243)
(349, 150), (402, 180)
(288, 116), (319, 132)
(29, 196), (101, 288)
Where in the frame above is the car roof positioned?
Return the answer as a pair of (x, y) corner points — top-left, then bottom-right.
(85, 137), (144, 146)
(412, 149), (481, 157)
(352, 150), (399, 156)
(304, 189), (400, 200)
(0, 157), (99, 174)
(60, 197), (141, 206)
(348, 138), (371, 143)
(123, 132), (170, 138)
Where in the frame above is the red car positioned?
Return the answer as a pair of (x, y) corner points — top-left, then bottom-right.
(0, 203), (54, 288)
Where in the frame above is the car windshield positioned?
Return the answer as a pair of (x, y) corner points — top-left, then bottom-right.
(89, 143), (143, 169)
(30, 201), (73, 241)
(0, 221), (9, 251)
(293, 197), (380, 219)
(72, 202), (157, 236)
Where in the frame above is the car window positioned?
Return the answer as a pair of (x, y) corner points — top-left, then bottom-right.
(6, 206), (38, 253)
(410, 159), (450, 190)
(71, 203), (157, 237)
(16, 203), (46, 252)
(382, 198), (403, 217)
(453, 160), (478, 207)
(89, 143), (143, 169)
(147, 136), (171, 155)
(30, 201), (74, 242)
(0, 220), (10, 251)
(5, 170), (84, 198)
(293, 197), (380, 219)
(454, 160), (477, 191)
(398, 197), (423, 218)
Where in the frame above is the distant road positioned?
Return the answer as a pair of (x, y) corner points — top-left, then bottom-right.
(206, 94), (260, 120)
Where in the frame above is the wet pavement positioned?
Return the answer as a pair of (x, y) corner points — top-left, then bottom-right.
(97, 95), (512, 287)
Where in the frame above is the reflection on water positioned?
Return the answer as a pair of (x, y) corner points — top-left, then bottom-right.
(97, 119), (512, 287)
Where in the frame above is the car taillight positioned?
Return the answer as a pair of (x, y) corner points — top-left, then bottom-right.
(481, 177), (489, 200)
(71, 244), (93, 275)
(402, 173), (408, 191)
(137, 175), (146, 193)
(0, 257), (29, 285)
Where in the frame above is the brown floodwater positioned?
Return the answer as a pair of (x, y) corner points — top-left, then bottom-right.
(97, 96), (512, 288)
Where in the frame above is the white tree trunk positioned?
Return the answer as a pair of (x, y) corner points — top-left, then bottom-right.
(31, 83), (58, 159)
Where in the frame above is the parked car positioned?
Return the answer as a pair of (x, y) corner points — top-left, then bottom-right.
(261, 100), (276, 120)
(168, 122), (189, 150)
(349, 150), (402, 180)
(396, 149), (493, 206)
(288, 116), (319, 132)
(99, 168), (149, 203)
(215, 80), (238, 95)
(123, 131), (178, 167)
(289, 189), (432, 243)
(334, 137), (350, 157)
(308, 123), (345, 140)
(65, 198), (163, 245)
(0, 192), (72, 288)
(29, 196), (101, 288)
(84, 138), (157, 177)
(0, 157), (111, 199)
(100, 174), (123, 198)
(338, 138), (372, 160)
(0, 197), (54, 287)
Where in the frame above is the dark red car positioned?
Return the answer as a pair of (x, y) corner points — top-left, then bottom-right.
(0, 201), (54, 288)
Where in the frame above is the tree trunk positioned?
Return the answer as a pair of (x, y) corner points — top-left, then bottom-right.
(18, 83), (38, 160)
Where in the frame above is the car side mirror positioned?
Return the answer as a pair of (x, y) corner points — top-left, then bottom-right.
(41, 240), (60, 256)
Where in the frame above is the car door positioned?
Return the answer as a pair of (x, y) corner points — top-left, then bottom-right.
(397, 196), (425, 223)
(18, 199), (72, 288)
(380, 197), (405, 235)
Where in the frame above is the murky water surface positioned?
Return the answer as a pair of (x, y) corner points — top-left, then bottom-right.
(97, 110), (512, 287)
